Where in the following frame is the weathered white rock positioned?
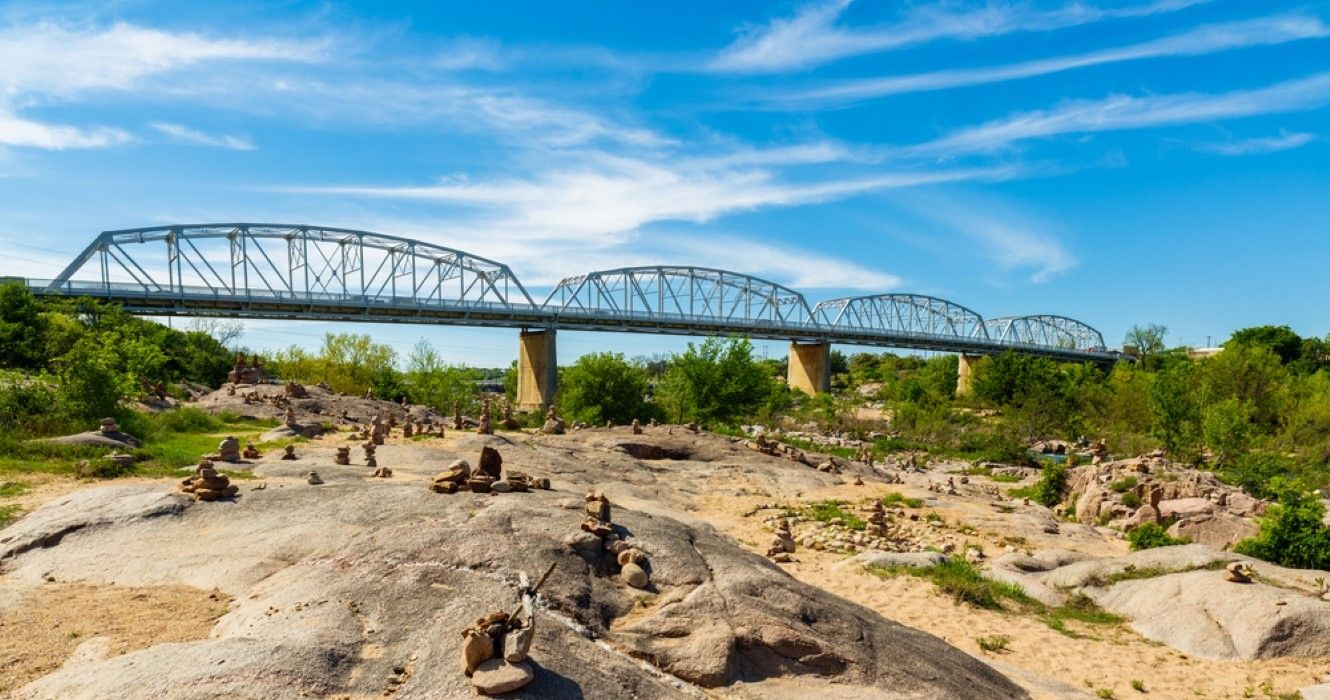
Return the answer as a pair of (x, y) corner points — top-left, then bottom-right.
(471, 658), (534, 695)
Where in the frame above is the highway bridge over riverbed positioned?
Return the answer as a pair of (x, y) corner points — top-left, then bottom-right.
(19, 224), (1123, 407)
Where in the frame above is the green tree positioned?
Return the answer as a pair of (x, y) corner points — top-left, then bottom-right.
(1234, 487), (1330, 570)
(656, 337), (774, 426)
(0, 282), (47, 369)
(557, 352), (656, 425)
(1201, 398), (1252, 466)
(1123, 323), (1168, 367)
(1149, 356), (1200, 453)
(1227, 325), (1303, 364)
(268, 333), (397, 395)
(403, 340), (478, 413)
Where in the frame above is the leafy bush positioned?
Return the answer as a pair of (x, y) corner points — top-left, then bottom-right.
(1121, 492), (1142, 508)
(870, 558), (1033, 610)
(558, 352), (660, 425)
(1110, 476), (1138, 493)
(655, 337), (778, 426)
(1128, 522), (1190, 551)
(1234, 487), (1330, 570)
(976, 634), (1011, 653)
(1015, 462), (1069, 507)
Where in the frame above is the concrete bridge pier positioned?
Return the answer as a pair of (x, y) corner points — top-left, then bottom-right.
(516, 329), (557, 410)
(788, 341), (831, 395)
(955, 354), (982, 396)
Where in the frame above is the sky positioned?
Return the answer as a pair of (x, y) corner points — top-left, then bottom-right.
(0, 0), (1327, 366)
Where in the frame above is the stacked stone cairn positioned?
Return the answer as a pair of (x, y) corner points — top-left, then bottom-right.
(579, 492), (653, 588)
(631, 419), (642, 435)
(370, 416), (386, 446)
(403, 421), (414, 438)
(477, 397), (494, 435)
(453, 401), (463, 431)
(284, 407), (298, 429)
(1226, 562), (1254, 583)
(362, 443), (377, 467)
(371, 463), (392, 478)
(648, 418), (658, 428)
(766, 519), (796, 562)
(281, 445), (298, 460)
(284, 381), (308, 398)
(866, 499), (888, 536)
(501, 401), (520, 430)
(179, 459), (239, 501)
(461, 566), (552, 695)
(217, 436), (241, 463)
(541, 405), (566, 435)
(334, 447), (351, 465)
(430, 447), (550, 495)
(242, 442), (261, 460)
(307, 471), (323, 485)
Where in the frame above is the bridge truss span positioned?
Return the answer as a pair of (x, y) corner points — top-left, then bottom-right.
(543, 265), (817, 337)
(47, 224), (537, 312)
(984, 315), (1107, 351)
(26, 223), (1122, 364)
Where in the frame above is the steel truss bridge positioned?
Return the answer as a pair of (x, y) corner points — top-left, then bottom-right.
(25, 224), (1120, 363)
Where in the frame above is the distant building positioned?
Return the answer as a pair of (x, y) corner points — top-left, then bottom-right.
(1188, 347), (1224, 359)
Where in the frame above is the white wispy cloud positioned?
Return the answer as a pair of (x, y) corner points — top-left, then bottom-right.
(0, 21), (324, 96)
(0, 108), (129, 149)
(150, 122), (254, 150)
(911, 71), (1330, 156)
(286, 153), (1016, 241)
(773, 14), (1330, 106)
(897, 192), (1077, 283)
(710, 0), (1210, 73)
(1193, 130), (1317, 156)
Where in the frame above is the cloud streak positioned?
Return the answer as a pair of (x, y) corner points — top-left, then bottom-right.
(1194, 130), (1318, 156)
(910, 71), (1330, 156)
(710, 0), (1211, 73)
(0, 108), (129, 149)
(771, 14), (1330, 106)
(150, 122), (254, 150)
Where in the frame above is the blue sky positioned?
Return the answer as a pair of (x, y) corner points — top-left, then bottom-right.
(1, 0), (1327, 365)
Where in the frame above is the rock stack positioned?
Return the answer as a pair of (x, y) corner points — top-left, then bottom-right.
(542, 405), (566, 435)
(866, 499), (888, 535)
(217, 436), (241, 463)
(478, 397), (494, 435)
(307, 471), (323, 485)
(501, 401), (520, 430)
(403, 421), (414, 438)
(461, 566), (551, 695)
(242, 442), (261, 460)
(371, 464), (392, 478)
(631, 419), (642, 435)
(766, 519), (796, 562)
(334, 447), (351, 465)
(1226, 562), (1253, 583)
(431, 459), (471, 494)
(581, 491), (613, 537)
(616, 547), (651, 588)
(178, 460), (240, 501)
(453, 401), (463, 431)
(281, 445), (298, 460)
(283, 407), (298, 429)
(284, 381), (308, 398)
(363, 443), (377, 468)
(370, 416), (386, 446)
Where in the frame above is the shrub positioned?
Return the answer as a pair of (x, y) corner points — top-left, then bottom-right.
(1121, 492), (1142, 508)
(1110, 476), (1138, 493)
(1128, 522), (1190, 551)
(557, 352), (659, 426)
(976, 634), (1011, 653)
(1234, 487), (1330, 570)
(871, 558), (1032, 610)
(1014, 461), (1070, 507)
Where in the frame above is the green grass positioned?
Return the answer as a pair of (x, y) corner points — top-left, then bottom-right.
(976, 634), (1011, 653)
(797, 500), (867, 530)
(0, 480), (30, 498)
(0, 503), (21, 528)
(880, 492), (924, 508)
(991, 472), (1024, 483)
(1097, 689), (1116, 699)
(1110, 476), (1139, 493)
(867, 558), (1035, 610)
(0, 408), (280, 480)
(1131, 679), (1146, 693)
(1040, 593), (1126, 637)
(1080, 561), (1226, 588)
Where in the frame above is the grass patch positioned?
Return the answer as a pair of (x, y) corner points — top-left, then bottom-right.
(1131, 679), (1146, 693)
(796, 500), (867, 530)
(867, 558), (1035, 610)
(779, 436), (857, 460)
(0, 409), (279, 480)
(1081, 561), (1226, 588)
(880, 492), (924, 508)
(976, 634), (1011, 653)
(991, 472), (1024, 483)
(1110, 476), (1138, 493)
(1041, 593), (1126, 637)
(0, 480), (30, 498)
(0, 503), (22, 528)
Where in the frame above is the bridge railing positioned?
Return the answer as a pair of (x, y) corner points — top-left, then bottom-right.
(29, 279), (543, 314)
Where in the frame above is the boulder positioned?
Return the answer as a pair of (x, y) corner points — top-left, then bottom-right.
(1088, 569), (1330, 660)
(1167, 513), (1258, 551)
(471, 658), (534, 695)
(1158, 498), (1215, 520)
